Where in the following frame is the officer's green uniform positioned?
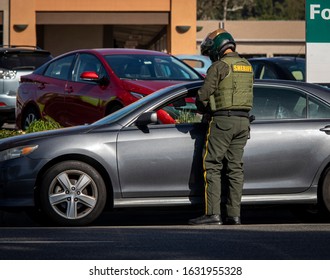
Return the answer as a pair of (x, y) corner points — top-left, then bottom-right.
(196, 52), (253, 218)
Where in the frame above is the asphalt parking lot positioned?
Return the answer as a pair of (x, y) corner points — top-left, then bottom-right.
(2, 206), (330, 261)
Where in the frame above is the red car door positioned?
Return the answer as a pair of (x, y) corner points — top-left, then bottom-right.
(63, 53), (110, 126)
(36, 54), (76, 126)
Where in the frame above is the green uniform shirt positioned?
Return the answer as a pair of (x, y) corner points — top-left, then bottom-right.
(196, 52), (253, 112)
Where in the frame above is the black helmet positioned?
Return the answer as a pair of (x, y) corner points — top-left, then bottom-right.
(200, 28), (236, 62)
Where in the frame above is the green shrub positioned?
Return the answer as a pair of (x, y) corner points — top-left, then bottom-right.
(0, 129), (24, 139)
(0, 119), (62, 139)
(177, 109), (201, 123)
(25, 119), (62, 133)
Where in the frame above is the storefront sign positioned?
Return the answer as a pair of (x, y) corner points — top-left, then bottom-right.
(306, 0), (330, 83)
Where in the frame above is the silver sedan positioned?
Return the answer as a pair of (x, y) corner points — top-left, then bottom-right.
(1, 79), (330, 226)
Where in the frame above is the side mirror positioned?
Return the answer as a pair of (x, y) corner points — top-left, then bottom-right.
(135, 112), (157, 126)
(80, 72), (110, 86)
(80, 71), (99, 81)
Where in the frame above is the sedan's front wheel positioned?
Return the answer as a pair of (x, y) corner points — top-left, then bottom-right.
(322, 167), (330, 212)
(39, 161), (107, 226)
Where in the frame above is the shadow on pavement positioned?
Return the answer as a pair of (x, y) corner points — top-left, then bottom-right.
(1, 204), (328, 227)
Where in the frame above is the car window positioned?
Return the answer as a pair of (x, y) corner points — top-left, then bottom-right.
(305, 97), (330, 119)
(251, 86), (306, 120)
(181, 58), (204, 69)
(155, 94), (203, 124)
(44, 54), (75, 80)
(72, 53), (107, 82)
(251, 86), (330, 120)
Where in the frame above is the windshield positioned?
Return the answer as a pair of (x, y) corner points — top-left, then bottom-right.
(104, 54), (201, 81)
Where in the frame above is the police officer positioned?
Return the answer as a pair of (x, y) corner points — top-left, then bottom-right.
(189, 29), (253, 225)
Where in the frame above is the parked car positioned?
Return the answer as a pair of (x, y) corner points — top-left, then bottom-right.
(2, 79), (330, 226)
(176, 54), (212, 75)
(0, 46), (52, 128)
(16, 48), (203, 130)
(248, 56), (306, 81)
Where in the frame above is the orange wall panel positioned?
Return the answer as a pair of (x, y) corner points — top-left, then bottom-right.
(35, 0), (170, 11)
(169, 0), (197, 55)
(10, 0), (36, 46)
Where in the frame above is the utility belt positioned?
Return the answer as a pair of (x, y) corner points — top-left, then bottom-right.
(213, 110), (255, 122)
(213, 110), (249, 118)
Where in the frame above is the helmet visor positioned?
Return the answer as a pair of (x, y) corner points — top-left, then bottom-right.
(200, 37), (214, 56)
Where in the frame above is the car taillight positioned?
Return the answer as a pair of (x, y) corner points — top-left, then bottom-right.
(0, 69), (17, 79)
(0, 102), (7, 107)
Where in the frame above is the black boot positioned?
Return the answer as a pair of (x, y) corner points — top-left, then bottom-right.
(189, 214), (222, 225)
(225, 216), (241, 225)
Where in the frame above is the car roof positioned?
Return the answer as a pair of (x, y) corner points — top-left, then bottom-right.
(176, 54), (211, 60)
(62, 48), (171, 56)
(0, 45), (51, 54)
(249, 56), (305, 62)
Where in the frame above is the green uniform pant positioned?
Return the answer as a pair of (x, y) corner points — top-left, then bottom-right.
(203, 115), (250, 217)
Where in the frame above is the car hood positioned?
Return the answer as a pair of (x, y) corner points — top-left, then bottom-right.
(121, 79), (190, 94)
(0, 125), (98, 149)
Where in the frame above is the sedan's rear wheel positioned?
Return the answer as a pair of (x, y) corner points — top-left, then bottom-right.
(39, 161), (107, 226)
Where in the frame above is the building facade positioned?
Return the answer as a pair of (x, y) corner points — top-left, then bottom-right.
(0, 0), (305, 58)
(0, 0), (197, 56)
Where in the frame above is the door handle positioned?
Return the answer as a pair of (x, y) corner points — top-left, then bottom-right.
(320, 125), (330, 132)
(38, 83), (45, 90)
(65, 86), (74, 93)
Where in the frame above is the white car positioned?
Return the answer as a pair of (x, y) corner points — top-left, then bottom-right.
(176, 54), (212, 75)
(0, 46), (52, 127)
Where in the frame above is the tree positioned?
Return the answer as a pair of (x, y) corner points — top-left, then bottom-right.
(223, 0), (255, 20)
(197, 0), (255, 20)
(282, 0), (305, 20)
(197, 0), (305, 20)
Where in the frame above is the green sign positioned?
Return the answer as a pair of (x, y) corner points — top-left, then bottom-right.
(306, 0), (330, 42)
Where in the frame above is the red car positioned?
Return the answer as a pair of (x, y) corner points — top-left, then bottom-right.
(16, 48), (203, 129)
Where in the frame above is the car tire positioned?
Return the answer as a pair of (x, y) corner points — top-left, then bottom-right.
(39, 160), (107, 226)
(321, 167), (330, 216)
(107, 104), (123, 115)
(22, 107), (40, 130)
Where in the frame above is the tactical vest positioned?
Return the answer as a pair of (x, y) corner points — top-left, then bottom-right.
(209, 56), (253, 111)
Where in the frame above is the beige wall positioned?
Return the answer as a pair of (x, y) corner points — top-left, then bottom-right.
(197, 20), (305, 57)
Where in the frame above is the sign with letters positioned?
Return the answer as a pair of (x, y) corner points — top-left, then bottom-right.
(306, 0), (330, 83)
